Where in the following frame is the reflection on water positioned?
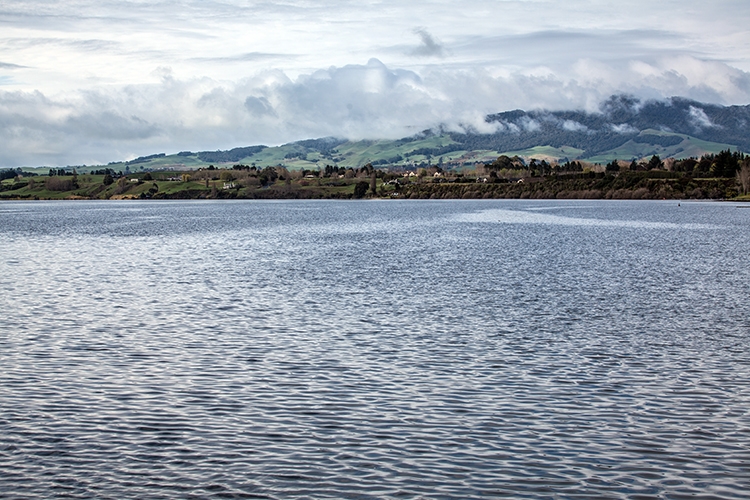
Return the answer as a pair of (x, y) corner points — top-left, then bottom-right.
(1, 199), (749, 499)
(457, 206), (721, 229)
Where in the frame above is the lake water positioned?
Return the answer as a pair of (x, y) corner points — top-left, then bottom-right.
(1, 199), (749, 499)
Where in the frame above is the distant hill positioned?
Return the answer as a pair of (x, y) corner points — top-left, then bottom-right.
(456, 95), (750, 162)
(32, 95), (749, 174)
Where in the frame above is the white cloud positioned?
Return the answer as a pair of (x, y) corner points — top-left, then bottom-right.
(688, 105), (717, 129)
(562, 120), (588, 132)
(518, 116), (541, 132)
(610, 123), (639, 134)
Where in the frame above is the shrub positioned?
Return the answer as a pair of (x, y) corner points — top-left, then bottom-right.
(44, 177), (74, 191)
(353, 181), (369, 198)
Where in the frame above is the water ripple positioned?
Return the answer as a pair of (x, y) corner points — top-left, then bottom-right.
(1, 199), (749, 498)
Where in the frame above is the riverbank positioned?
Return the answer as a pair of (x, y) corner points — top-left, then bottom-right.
(1, 170), (747, 201)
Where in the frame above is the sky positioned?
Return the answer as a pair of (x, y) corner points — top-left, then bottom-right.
(1, 0), (750, 167)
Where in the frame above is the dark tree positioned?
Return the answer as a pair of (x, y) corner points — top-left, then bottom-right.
(354, 181), (369, 198)
(258, 166), (279, 186)
(711, 149), (741, 177)
(1, 169), (20, 181)
(647, 155), (663, 170)
(606, 160), (620, 173)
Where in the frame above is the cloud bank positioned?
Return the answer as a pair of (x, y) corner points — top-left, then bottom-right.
(2, 56), (750, 167)
(1, 0), (749, 166)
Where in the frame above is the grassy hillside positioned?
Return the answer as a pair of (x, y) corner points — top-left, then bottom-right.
(586, 130), (739, 163)
(500, 145), (586, 162)
(99, 133), (736, 173)
(57, 135), (481, 174)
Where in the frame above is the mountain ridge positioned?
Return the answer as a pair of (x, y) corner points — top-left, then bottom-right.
(466, 95), (750, 156)
(21, 95), (750, 173)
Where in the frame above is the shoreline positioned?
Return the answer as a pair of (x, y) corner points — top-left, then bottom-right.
(1, 170), (747, 202)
